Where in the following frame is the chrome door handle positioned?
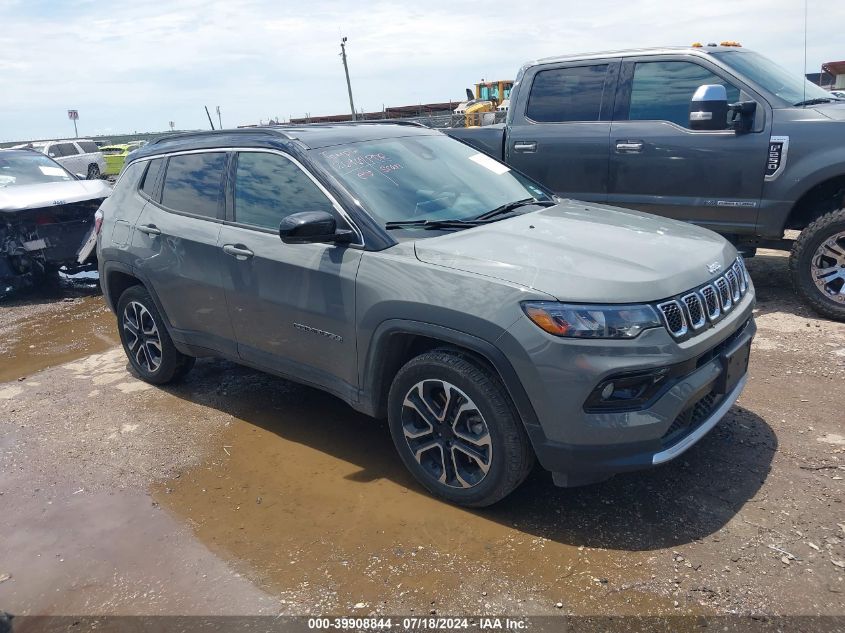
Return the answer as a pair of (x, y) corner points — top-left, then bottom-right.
(513, 141), (537, 153)
(137, 224), (161, 236)
(222, 244), (254, 260)
(615, 140), (644, 153)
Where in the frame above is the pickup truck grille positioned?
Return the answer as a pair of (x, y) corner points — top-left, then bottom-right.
(656, 257), (750, 340)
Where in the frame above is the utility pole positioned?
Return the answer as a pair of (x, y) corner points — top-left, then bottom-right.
(340, 37), (357, 121)
(216, 105), (223, 129)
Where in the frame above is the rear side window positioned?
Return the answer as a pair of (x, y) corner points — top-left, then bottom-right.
(161, 152), (226, 218)
(233, 152), (334, 230)
(77, 141), (99, 153)
(56, 143), (79, 156)
(526, 65), (608, 122)
(628, 61), (741, 128)
(139, 158), (164, 198)
(46, 145), (61, 158)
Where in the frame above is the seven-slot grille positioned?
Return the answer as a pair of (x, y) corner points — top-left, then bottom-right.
(656, 256), (750, 339)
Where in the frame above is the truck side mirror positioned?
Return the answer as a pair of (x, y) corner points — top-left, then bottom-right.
(689, 84), (728, 131)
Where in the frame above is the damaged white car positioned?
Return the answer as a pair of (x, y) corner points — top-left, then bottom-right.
(0, 149), (111, 295)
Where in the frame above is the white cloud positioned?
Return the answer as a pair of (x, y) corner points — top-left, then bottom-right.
(1, 0), (843, 140)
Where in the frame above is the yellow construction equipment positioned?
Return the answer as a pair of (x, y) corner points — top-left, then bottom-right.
(454, 79), (514, 127)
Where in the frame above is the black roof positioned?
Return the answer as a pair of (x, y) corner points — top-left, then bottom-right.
(129, 121), (440, 162)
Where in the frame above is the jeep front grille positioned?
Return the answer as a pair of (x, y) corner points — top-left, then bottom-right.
(656, 256), (750, 340)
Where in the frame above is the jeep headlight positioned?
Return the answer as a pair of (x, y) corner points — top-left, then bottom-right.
(521, 302), (662, 339)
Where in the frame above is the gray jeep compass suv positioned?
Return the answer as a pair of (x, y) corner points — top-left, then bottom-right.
(97, 123), (756, 506)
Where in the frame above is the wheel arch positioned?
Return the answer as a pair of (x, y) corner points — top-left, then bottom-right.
(360, 320), (540, 430)
(784, 173), (845, 231)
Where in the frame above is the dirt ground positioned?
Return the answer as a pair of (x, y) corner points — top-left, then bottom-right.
(0, 251), (843, 618)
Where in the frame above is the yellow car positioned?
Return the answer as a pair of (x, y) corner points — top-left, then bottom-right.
(99, 141), (146, 176)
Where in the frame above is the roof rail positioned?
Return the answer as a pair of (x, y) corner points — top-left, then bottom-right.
(148, 127), (293, 146)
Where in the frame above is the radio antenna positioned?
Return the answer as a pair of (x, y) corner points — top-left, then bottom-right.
(802, 0), (808, 106)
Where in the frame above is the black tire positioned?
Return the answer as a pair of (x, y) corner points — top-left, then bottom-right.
(387, 350), (534, 507)
(116, 285), (195, 384)
(86, 164), (100, 180)
(789, 208), (845, 321)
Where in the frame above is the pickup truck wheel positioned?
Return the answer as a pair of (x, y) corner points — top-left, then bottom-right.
(790, 208), (845, 321)
(86, 164), (101, 180)
(387, 350), (534, 507)
(116, 285), (195, 384)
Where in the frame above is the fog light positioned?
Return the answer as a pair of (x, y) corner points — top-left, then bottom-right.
(601, 383), (615, 400)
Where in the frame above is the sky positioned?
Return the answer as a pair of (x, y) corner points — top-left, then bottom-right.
(1, 0), (843, 142)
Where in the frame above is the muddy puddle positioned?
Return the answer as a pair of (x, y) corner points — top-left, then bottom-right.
(0, 292), (118, 383)
(150, 363), (708, 614)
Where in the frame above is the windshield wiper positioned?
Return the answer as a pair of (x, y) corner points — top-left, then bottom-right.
(794, 97), (840, 106)
(473, 198), (555, 222)
(384, 219), (482, 231)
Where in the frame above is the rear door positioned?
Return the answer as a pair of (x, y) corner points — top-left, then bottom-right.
(505, 60), (619, 202)
(54, 142), (83, 174)
(131, 150), (235, 355)
(217, 149), (363, 399)
(606, 56), (770, 234)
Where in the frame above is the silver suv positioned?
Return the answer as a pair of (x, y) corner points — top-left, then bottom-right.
(97, 123), (756, 506)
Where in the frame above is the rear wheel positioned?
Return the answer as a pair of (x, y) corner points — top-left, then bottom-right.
(790, 208), (845, 321)
(86, 164), (100, 180)
(116, 285), (195, 384)
(387, 350), (534, 507)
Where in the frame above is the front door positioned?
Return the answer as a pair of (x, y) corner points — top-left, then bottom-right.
(607, 57), (771, 234)
(218, 150), (362, 400)
(505, 61), (618, 202)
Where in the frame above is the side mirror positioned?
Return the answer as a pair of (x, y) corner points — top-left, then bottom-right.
(279, 211), (355, 245)
(689, 84), (728, 131)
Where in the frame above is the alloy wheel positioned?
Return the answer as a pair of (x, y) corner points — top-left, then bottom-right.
(122, 301), (163, 372)
(400, 379), (493, 489)
(811, 231), (845, 304)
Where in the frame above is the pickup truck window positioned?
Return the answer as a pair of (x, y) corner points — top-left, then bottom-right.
(526, 65), (608, 123)
(629, 61), (739, 128)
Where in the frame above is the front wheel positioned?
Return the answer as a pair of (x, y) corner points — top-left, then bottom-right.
(790, 208), (845, 321)
(116, 285), (195, 384)
(387, 350), (534, 507)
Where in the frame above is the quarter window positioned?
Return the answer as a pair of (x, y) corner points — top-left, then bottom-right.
(526, 65), (609, 122)
(139, 158), (164, 199)
(628, 61), (741, 128)
(233, 152), (334, 230)
(161, 153), (227, 218)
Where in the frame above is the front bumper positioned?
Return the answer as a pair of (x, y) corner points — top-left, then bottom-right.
(499, 289), (756, 484)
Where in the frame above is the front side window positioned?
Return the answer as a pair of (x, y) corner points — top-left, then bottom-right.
(161, 152), (226, 218)
(526, 65), (609, 122)
(77, 141), (99, 153)
(628, 61), (740, 128)
(233, 152), (334, 230)
(313, 135), (551, 225)
(56, 142), (80, 156)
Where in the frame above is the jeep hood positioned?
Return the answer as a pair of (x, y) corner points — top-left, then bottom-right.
(0, 179), (112, 212)
(413, 201), (737, 303)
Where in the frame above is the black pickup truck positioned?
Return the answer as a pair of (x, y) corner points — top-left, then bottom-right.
(447, 45), (845, 320)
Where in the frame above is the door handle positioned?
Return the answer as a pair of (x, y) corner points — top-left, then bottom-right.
(222, 244), (254, 260)
(513, 141), (537, 153)
(615, 140), (644, 153)
(137, 224), (161, 236)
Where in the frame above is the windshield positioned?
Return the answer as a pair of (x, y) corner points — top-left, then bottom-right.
(312, 135), (551, 225)
(713, 50), (841, 105)
(0, 152), (74, 188)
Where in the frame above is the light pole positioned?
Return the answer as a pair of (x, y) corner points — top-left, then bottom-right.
(340, 37), (357, 121)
